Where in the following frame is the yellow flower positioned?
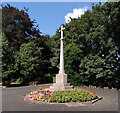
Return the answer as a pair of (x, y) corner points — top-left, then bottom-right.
(37, 98), (40, 101)
(42, 99), (45, 101)
(45, 100), (48, 102)
(39, 96), (42, 99)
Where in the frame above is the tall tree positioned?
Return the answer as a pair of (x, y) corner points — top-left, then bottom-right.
(51, 2), (120, 89)
(2, 34), (15, 85)
(14, 42), (44, 84)
(2, 4), (41, 50)
(2, 4), (53, 85)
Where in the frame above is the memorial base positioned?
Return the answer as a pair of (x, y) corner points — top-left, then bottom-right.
(49, 83), (73, 91)
(49, 73), (73, 91)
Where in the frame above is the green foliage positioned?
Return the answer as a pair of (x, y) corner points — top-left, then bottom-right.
(14, 42), (43, 84)
(2, 34), (16, 85)
(64, 42), (85, 86)
(0, 34), (2, 83)
(2, 4), (53, 85)
(51, 2), (120, 89)
(29, 81), (39, 85)
(2, 3), (120, 89)
(49, 88), (98, 103)
(53, 77), (56, 83)
(2, 4), (41, 51)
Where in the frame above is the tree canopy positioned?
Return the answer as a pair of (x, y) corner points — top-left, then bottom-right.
(51, 2), (120, 89)
(1, 2), (120, 89)
(2, 4), (41, 50)
(2, 4), (53, 85)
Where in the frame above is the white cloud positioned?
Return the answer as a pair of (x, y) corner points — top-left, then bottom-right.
(65, 6), (88, 23)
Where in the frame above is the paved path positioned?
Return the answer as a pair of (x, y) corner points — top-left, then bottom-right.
(2, 84), (119, 111)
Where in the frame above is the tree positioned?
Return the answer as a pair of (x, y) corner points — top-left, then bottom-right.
(14, 42), (44, 84)
(32, 34), (54, 79)
(64, 42), (85, 86)
(101, 2), (120, 89)
(2, 34), (15, 85)
(51, 2), (120, 89)
(2, 4), (53, 85)
(0, 35), (1, 83)
(2, 4), (41, 50)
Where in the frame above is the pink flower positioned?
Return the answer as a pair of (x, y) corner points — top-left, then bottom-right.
(28, 96), (32, 99)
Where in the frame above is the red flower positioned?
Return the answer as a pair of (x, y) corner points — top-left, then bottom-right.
(37, 91), (39, 93)
(48, 93), (50, 96)
(34, 97), (37, 100)
(91, 92), (95, 95)
(47, 90), (49, 93)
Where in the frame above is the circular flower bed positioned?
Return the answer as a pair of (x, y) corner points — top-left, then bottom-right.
(27, 87), (98, 103)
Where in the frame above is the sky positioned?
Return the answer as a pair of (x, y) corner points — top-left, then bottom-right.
(2, 2), (105, 37)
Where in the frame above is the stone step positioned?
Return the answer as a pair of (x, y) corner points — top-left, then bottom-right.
(64, 85), (73, 90)
(49, 84), (73, 91)
(52, 83), (70, 87)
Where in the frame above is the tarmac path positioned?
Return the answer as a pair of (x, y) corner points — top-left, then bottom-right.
(2, 84), (119, 112)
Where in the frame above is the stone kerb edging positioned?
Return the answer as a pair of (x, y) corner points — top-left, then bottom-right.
(23, 94), (103, 107)
(88, 85), (118, 90)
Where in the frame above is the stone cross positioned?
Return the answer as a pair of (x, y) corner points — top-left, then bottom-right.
(59, 25), (65, 74)
(49, 25), (73, 91)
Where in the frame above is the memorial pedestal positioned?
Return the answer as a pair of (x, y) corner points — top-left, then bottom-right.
(49, 73), (73, 91)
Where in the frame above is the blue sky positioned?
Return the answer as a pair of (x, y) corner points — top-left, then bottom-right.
(3, 2), (105, 37)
